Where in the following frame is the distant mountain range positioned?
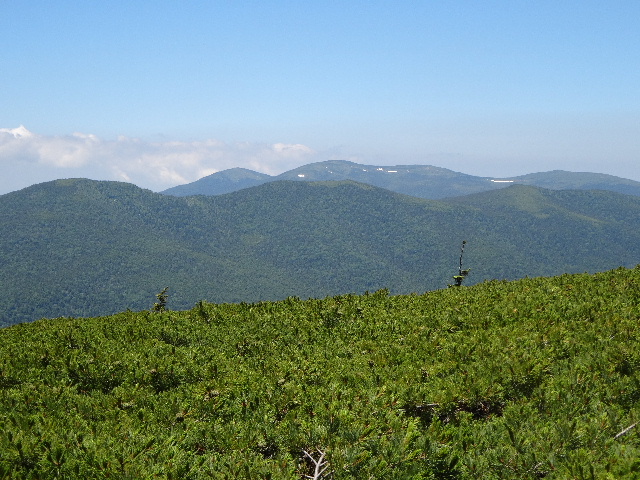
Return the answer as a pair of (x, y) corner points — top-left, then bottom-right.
(161, 159), (640, 198)
(2, 177), (640, 326)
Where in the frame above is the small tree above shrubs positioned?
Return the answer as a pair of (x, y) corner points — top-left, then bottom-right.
(449, 241), (470, 287)
(152, 287), (169, 312)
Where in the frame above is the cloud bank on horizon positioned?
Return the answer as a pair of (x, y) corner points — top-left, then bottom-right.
(2, 123), (640, 196)
(0, 126), (319, 194)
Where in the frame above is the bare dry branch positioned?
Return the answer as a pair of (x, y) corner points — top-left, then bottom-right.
(614, 422), (638, 440)
(302, 449), (331, 480)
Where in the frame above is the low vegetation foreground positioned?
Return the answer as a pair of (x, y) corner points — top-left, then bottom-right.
(1, 267), (640, 478)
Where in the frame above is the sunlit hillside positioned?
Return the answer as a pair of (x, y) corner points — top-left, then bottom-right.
(1, 267), (639, 478)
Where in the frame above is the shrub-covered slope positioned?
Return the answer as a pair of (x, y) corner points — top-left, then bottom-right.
(1, 267), (640, 478)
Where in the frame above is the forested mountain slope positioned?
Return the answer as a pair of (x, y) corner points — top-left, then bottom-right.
(1, 178), (640, 326)
(1, 267), (640, 477)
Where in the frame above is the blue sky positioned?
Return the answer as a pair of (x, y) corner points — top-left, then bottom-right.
(1, 1), (639, 194)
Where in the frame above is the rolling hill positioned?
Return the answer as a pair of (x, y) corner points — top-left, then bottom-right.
(1, 178), (640, 326)
(162, 159), (640, 199)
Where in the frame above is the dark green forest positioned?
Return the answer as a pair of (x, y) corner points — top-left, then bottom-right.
(2, 178), (640, 326)
(1, 267), (640, 478)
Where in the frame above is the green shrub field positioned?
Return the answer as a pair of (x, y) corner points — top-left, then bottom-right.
(1, 266), (640, 478)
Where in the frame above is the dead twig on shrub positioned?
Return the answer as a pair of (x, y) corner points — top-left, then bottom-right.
(302, 449), (331, 480)
(614, 422), (637, 440)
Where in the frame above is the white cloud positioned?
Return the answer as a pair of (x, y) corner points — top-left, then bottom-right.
(0, 125), (33, 138)
(0, 127), (319, 194)
(272, 143), (314, 156)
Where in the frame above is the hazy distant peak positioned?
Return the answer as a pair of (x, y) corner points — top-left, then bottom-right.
(160, 167), (271, 196)
(215, 167), (272, 178)
(162, 159), (640, 199)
